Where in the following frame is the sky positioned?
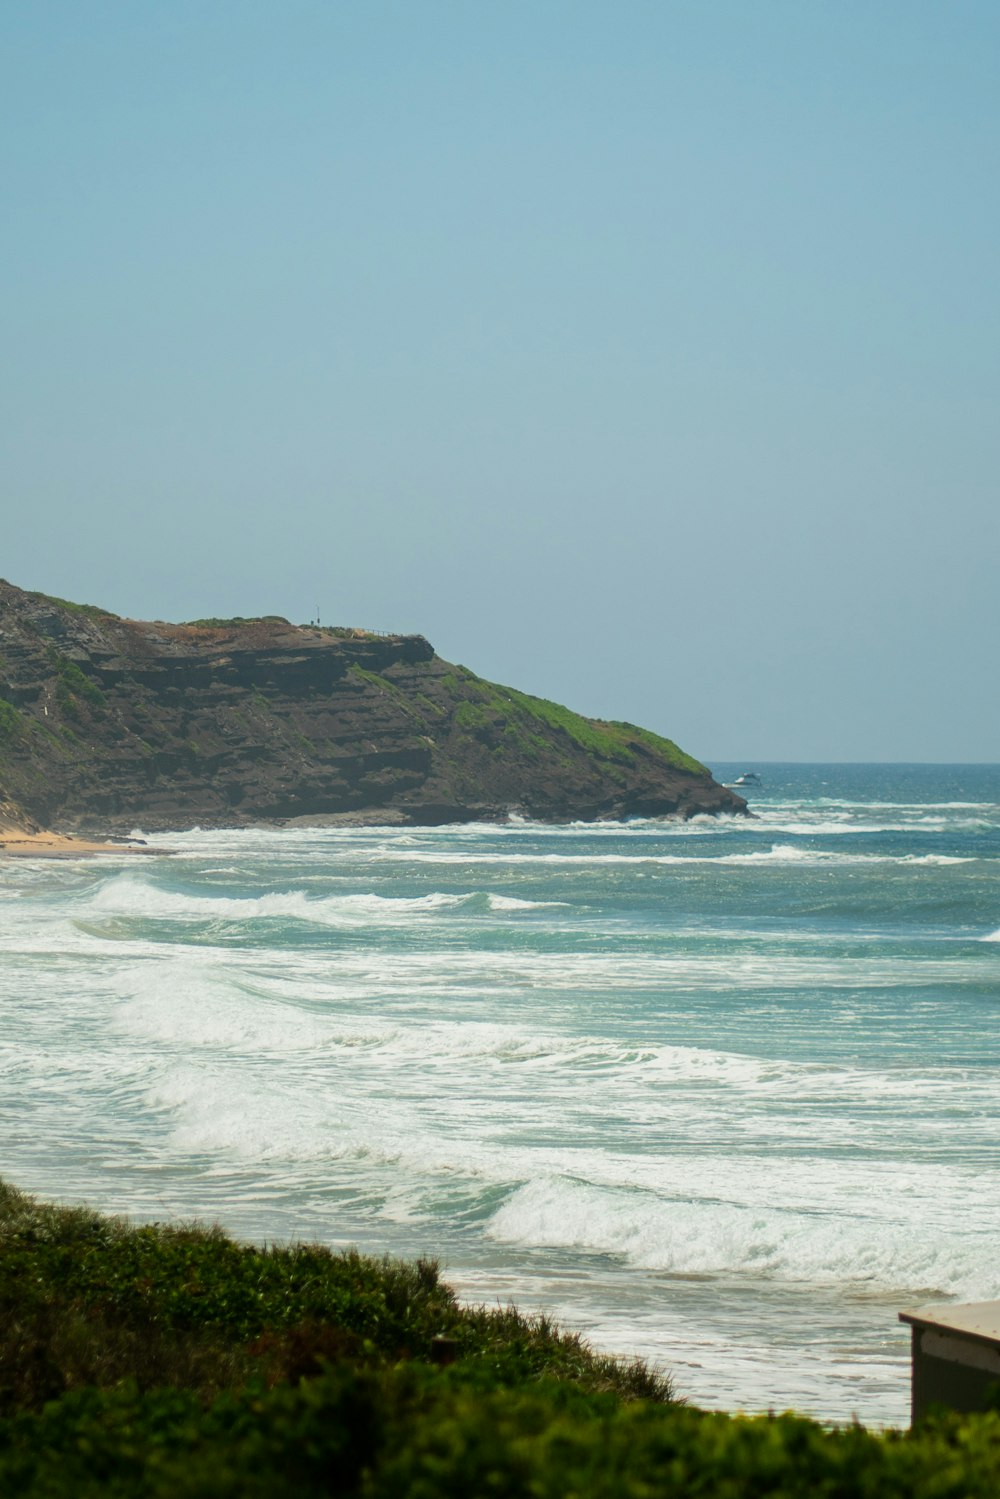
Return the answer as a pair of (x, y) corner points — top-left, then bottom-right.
(3, 2), (998, 761)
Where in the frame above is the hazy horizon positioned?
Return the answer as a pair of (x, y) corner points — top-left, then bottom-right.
(4, 2), (998, 762)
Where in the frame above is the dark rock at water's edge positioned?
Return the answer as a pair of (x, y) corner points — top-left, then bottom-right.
(0, 580), (746, 834)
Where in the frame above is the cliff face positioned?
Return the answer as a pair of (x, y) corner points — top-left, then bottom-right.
(0, 581), (745, 832)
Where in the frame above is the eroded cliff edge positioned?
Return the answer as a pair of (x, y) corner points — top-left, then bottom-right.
(0, 581), (745, 833)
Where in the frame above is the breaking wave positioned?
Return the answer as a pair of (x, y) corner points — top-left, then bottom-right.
(487, 1177), (1000, 1300)
(80, 876), (562, 927)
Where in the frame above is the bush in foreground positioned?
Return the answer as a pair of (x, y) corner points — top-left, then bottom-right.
(0, 1179), (665, 1413)
(4, 1179), (1000, 1496)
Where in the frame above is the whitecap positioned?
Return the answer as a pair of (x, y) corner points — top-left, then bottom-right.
(486, 1177), (1000, 1301)
(83, 876), (486, 928)
(487, 894), (568, 911)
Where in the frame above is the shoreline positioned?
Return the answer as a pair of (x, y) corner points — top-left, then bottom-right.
(0, 829), (156, 858)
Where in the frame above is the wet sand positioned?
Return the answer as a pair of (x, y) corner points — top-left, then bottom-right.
(0, 829), (155, 858)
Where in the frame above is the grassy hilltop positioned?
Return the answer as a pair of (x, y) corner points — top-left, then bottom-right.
(3, 1181), (1000, 1496)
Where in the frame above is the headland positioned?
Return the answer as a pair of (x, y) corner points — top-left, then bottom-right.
(0, 580), (745, 837)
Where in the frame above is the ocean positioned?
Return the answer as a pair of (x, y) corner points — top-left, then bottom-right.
(3, 762), (999, 1428)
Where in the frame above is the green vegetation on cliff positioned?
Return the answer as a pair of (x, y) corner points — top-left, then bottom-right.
(0, 578), (744, 832)
(183, 616), (293, 629)
(27, 590), (118, 621)
(0, 700), (23, 743)
(476, 680), (707, 775)
(4, 1181), (1000, 1496)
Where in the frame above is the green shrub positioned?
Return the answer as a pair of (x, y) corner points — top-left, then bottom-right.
(0, 1181), (669, 1417)
(0, 700), (22, 742)
(15, 1180), (1000, 1499)
(6, 1361), (1000, 1498)
(183, 617), (291, 629)
(45, 652), (106, 713)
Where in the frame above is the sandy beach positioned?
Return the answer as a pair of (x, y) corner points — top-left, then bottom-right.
(0, 828), (154, 858)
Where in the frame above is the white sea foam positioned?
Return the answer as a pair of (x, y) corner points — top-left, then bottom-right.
(487, 893), (568, 910)
(115, 973), (989, 1106)
(486, 1177), (1000, 1300)
(371, 845), (977, 869)
(82, 876), (563, 927)
(5, 771), (1000, 1427)
(111, 961), (337, 1053)
(60, 914), (987, 1006)
(87, 877), (466, 922)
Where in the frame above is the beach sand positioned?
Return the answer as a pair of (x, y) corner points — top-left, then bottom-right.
(0, 829), (155, 858)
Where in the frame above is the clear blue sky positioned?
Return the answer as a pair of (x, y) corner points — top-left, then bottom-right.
(3, 2), (998, 760)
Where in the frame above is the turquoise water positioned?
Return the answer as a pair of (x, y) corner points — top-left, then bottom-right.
(2, 763), (999, 1425)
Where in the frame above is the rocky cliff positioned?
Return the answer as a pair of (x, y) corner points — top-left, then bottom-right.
(0, 580), (745, 833)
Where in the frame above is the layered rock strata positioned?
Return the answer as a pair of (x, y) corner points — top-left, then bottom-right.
(0, 580), (745, 833)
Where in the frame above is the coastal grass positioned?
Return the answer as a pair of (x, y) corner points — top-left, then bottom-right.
(5, 1180), (1000, 1496)
(463, 676), (709, 776)
(28, 591), (118, 621)
(607, 720), (708, 776)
